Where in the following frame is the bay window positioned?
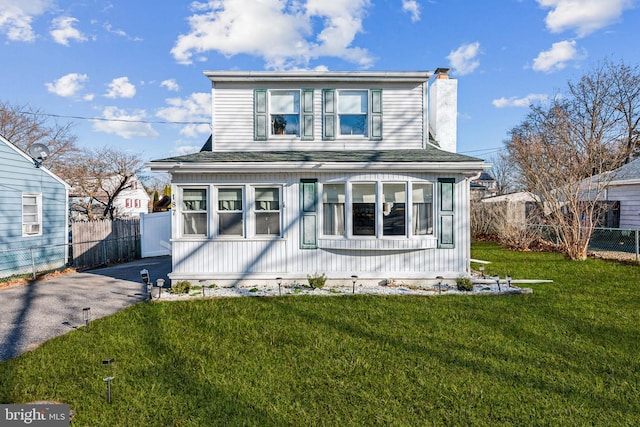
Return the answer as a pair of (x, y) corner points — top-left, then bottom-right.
(323, 184), (345, 236)
(218, 188), (243, 236)
(182, 188), (207, 236)
(255, 187), (281, 235)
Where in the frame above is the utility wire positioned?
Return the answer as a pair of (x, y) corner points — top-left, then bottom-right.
(3, 108), (210, 126)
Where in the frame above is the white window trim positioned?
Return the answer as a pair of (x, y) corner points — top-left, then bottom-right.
(269, 89), (301, 139)
(22, 192), (42, 237)
(215, 185), (246, 238)
(337, 89), (369, 139)
(178, 186), (210, 239)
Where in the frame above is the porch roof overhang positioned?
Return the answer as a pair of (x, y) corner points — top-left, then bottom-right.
(147, 149), (490, 175)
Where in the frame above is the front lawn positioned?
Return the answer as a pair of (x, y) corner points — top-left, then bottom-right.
(1, 242), (639, 426)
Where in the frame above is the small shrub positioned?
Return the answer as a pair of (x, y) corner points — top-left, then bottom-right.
(456, 277), (473, 292)
(307, 273), (327, 289)
(172, 280), (192, 294)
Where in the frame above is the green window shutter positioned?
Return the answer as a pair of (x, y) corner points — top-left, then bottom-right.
(370, 89), (383, 140)
(300, 179), (318, 249)
(254, 89), (268, 141)
(438, 178), (455, 248)
(301, 88), (314, 141)
(322, 89), (336, 141)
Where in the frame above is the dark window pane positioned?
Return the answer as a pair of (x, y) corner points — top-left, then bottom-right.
(219, 212), (243, 235)
(383, 203), (406, 236)
(183, 212), (207, 235)
(353, 203), (375, 236)
(256, 212), (280, 235)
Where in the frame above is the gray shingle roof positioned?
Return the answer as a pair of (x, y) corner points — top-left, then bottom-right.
(611, 158), (640, 181)
(151, 146), (483, 164)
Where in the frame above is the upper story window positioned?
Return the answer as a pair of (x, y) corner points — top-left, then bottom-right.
(270, 91), (300, 136)
(338, 91), (368, 136)
(182, 188), (208, 236)
(255, 89), (313, 141)
(323, 89), (382, 141)
(22, 193), (42, 237)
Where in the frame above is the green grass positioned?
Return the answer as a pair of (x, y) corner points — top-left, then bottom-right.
(1, 242), (639, 426)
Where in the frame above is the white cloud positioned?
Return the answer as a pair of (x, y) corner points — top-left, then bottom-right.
(492, 93), (550, 108)
(537, 0), (635, 37)
(173, 144), (202, 156)
(45, 73), (88, 97)
(92, 106), (159, 139)
(50, 16), (87, 46)
(446, 42), (481, 76)
(532, 39), (585, 73)
(402, 0), (420, 22)
(156, 92), (211, 137)
(105, 77), (136, 99)
(160, 79), (180, 92)
(0, 0), (53, 42)
(171, 0), (373, 70)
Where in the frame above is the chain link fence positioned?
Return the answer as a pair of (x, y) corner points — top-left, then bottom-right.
(0, 235), (141, 282)
(530, 224), (639, 263)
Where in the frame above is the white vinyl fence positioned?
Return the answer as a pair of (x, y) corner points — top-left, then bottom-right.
(140, 212), (171, 258)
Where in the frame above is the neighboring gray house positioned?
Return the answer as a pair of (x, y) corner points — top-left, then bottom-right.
(149, 69), (489, 286)
(0, 135), (70, 278)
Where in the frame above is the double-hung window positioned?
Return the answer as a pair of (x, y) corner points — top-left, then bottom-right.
(182, 188), (207, 236)
(218, 188), (243, 236)
(255, 187), (281, 235)
(270, 90), (300, 136)
(22, 193), (42, 236)
(338, 90), (368, 136)
(322, 184), (345, 236)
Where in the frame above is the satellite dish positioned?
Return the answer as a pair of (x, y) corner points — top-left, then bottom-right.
(29, 143), (50, 167)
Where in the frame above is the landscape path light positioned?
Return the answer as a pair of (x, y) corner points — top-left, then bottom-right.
(494, 275), (501, 292)
(82, 307), (90, 332)
(351, 275), (358, 294)
(156, 278), (165, 299)
(506, 275), (512, 288)
(436, 276), (444, 295)
(102, 358), (115, 403)
(276, 277), (282, 296)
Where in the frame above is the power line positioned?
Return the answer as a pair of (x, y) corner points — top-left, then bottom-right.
(3, 108), (210, 126)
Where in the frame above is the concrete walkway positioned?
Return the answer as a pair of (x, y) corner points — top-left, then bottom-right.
(0, 256), (171, 361)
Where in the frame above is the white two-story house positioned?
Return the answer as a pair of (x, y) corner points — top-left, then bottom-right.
(149, 69), (489, 286)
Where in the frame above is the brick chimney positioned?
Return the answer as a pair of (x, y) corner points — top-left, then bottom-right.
(428, 68), (457, 153)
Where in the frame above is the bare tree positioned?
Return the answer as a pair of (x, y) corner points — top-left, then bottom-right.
(68, 147), (145, 220)
(0, 101), (80, 174)
(505, 60), (636, 260)
(487, 150), (520, 196)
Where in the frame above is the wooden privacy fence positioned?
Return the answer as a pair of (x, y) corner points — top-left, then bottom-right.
(71, 219), (141, 268)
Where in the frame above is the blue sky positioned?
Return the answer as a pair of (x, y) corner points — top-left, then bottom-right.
(1, 0), (639, 166)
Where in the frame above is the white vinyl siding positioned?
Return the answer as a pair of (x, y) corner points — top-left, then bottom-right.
(210, 82), (424, 151)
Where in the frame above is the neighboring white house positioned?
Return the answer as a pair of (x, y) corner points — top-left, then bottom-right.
(149, 69), (489, 286)
(70, 173), (150, 220)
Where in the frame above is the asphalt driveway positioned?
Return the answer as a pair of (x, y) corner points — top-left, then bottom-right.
(0, 256), (171, 361)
